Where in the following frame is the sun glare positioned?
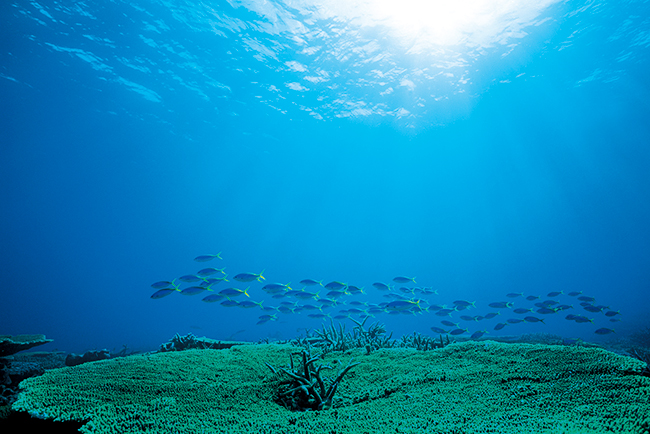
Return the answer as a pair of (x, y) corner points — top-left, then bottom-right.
(334, 0), (558, 48)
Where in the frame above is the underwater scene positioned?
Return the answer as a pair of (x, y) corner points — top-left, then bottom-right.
(2, 0), (650, 432)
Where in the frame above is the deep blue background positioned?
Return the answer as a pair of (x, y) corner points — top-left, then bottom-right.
(2, 0), (649, 354)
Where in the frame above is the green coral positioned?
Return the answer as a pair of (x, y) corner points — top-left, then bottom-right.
(12, 342), (650, 434)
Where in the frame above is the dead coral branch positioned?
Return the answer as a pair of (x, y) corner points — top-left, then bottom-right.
(266, 349), (359, 411)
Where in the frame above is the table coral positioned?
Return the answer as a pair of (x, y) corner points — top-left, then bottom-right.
(12, 341), (650, 434)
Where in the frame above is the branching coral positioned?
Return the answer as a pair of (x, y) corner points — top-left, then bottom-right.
(265, 348), (359, 411)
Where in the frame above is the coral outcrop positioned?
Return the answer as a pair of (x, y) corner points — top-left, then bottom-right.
(0, 335), (52, 357)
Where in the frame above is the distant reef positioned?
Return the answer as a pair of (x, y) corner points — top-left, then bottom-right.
(11, 341), (650, 434)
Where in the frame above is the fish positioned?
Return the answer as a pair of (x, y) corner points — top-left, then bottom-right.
(393, 276), (416, 284)
(324, 281), (347, 291)
(513, 308), (532, 314)
(178, 274), (202, 283)
(470, 330), (487, 339)
(506, 292), (524, 298)
(300, 279), (323, 286)
(507, 318), (524, 324)
(488, 302), (513, 309)
(233, 270), (265, 282)
(238, 300), (263, 309)
(347, 285), (365, 294)
(524, 316), (545, 324)
(258, 314), (277, 322)
(547, 291), (562, 297)
(453, 300), (475, 308)
(202, 294), (224, 303)
(483, 312), (500, 319)
(151, 280), (175, 289)
(450, 328), (468, 335)
(316, 298), (338, 307)
(180, 286), (207, 296)
(372, 282), (392, 291)
(290, 291), (320, 300)
(200, 277), (227, 287)
(555, 304), (572, 311)
(577, 296), (596, 302)
(525, 295), (540, 301)
(568, 291), (582, 296)
(326, 290), (348, 298)
(196, 267), (225, 277)
(194, 253), (222, 262)
(583, 305), (603, 313)
(398, 287), (415, 294)
(536, 308), (557, 315)
(594, 328), (615, 335)
(573, 316), (593, 323)
(386, 300), (419, 311)
(262, 283), (291, 293)
(220, 300), (239, 307)
(494, 323), (508, 330)
(218, 287), (250, 298)
(604, 310), (620, 317)
(435, 309), (455, 317)
(150, 288), (175, 299)
(460, 315), (478, 322)
(430, 327), (448, 334)
(440, 320), (458, 327)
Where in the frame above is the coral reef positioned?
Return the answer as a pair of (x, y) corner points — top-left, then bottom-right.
(0, 335), (53, 409)
(11, 341), (650, 433)
(158, 333), (250, 352)
(65, 349), (111, 367)
(293, 320), (451, 355)
(0, 335), (52, 357)
(265, 348), (359, 411)
(397, 332), (450, 351)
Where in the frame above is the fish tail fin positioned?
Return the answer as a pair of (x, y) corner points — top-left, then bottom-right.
(256, 300), (264, 308)
(244, 287), (250, 297)
(258, 269), (266, 281)
(216, 252), (222, 259)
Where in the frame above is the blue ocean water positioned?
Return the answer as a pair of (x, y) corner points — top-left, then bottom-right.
(1, 0), (649, 355)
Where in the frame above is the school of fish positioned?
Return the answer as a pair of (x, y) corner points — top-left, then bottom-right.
(150, 253), (620, 337)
